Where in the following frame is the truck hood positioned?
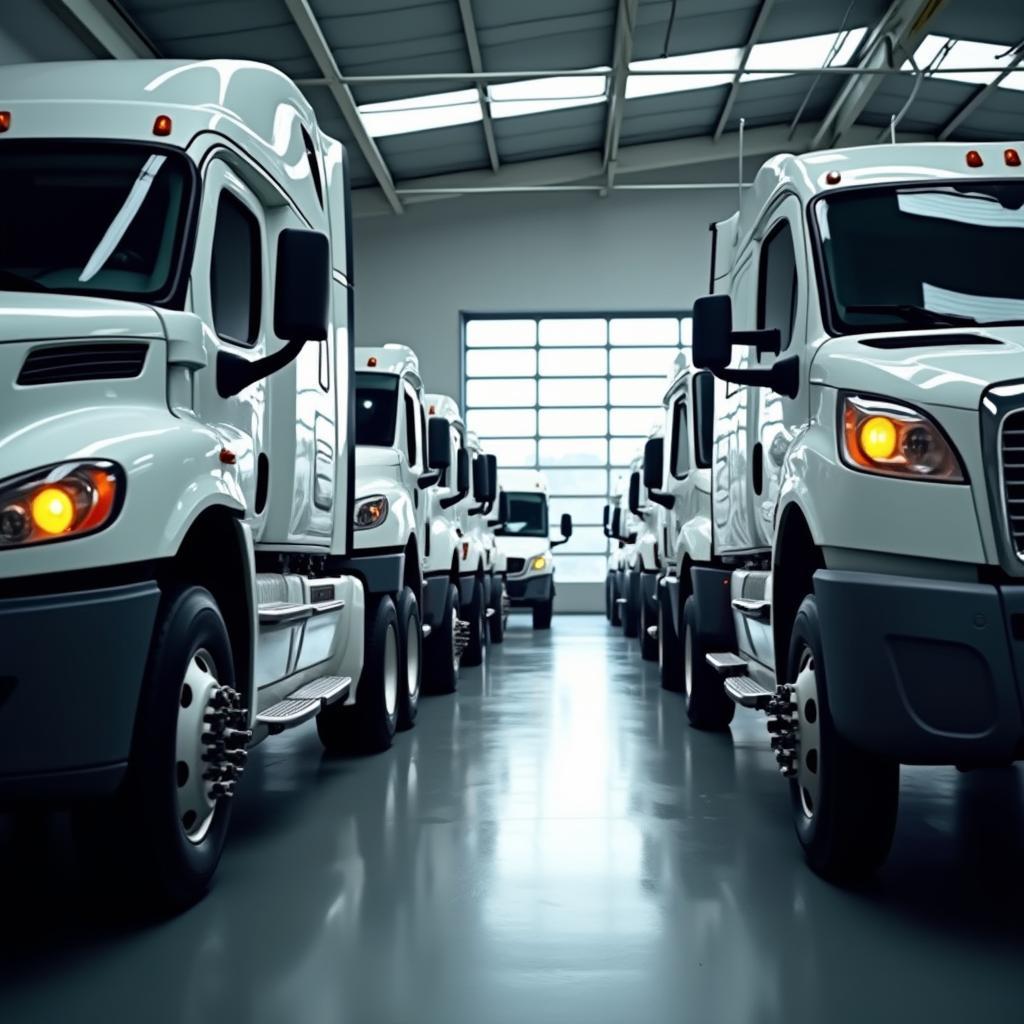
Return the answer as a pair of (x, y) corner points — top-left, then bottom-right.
(356, 446), (401, 470)
(810, 327), (1024, 409)
(0, 291), (165, 343)
(495, 534), (550, 559)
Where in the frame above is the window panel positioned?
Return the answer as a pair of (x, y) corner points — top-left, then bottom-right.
(499, 468), (548, 491)
(539, 437), (608, 466)
(539, 377), (607, 407)
(539, 318), (607, 346)
(479, 438), (537, 467)
(611, 407), (663, 436)
(610, 437), (646, 466)
(550, 497), (605, 525)
(539, 347), (607, 377)
(545, 468), (608, 495)
(466, 319), (536, 347)
(610, 377), (667, 407)
(551, 554), (606, 583)
(466, 348), (537, 378)
(466, 377), (536, 407)
(539, 407), (607, 436)
(466, 408), (536, 437)
(609, 317), (679, 346)
(610, 346), (680, 377)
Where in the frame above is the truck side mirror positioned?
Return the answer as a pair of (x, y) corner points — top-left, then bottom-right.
(692, 294), (798, 400)
(496, 490), (510, 526)
(694, 371), (714, 469)
(602, 504), (611, 538)
(643, 437), (675, 509)
(628, 471), (641, 516)
(552, 513), (572, 548)
(217, 228), (329, 397)
(427, 417), (452, 474)
(439, 447), (470, 510)
(611, 507), (622, 540)
(472, 454), (488, 502)
(483, 454), (498, 504)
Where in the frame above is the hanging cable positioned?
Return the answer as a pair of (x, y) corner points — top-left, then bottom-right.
(661, 0), (680, 58)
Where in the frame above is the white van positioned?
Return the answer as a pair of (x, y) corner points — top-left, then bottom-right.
(0, 60), (387, 910)
(689, 142), (1024, 882)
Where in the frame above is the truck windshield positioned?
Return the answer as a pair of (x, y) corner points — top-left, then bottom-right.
(0, 142), (194, 303)
(814, 182), (1024, 332)
(355, 373), (399, 446)
(498, 492), (548, 538)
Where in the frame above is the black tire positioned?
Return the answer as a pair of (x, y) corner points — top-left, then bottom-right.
(424, 583), (460, 695)
(461, 576), (487, 667)
(639, 576), (658, 661)
(396, 588), (421, 731)
(659, 581), (684, 692)
(317, 595), (399, 755)
(73, 585), (237, 915)
(488, 576), (507, 643)
(683, 595), (735, 730)
(604, 574), (613, 621)
(622, 570), (640, 638)
(609, 572), (622, 627)
(532, 597), (553, 630)
(786, 596), (899, 883)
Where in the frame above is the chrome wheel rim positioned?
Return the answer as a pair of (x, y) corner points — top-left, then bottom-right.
(684, 623), (693, 699)
(406, 616), (420, 699)
(451, 607), (460, 671)
(793, 648), (821, 819)
(383, 623), (399, 718)
(175, 648), (219, 844)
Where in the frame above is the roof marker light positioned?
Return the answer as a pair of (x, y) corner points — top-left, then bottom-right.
(966, 150), (984, 168)
(152, 114), (172, 137)
(0, 112), (10, 133)
(1006, 149), (1021, 167)
(429, 404), (436, 414)
(825, 170), (841, 185)
(367, 356), (378, 366)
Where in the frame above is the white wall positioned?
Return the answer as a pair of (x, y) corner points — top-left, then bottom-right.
(354, 187), (738, 611)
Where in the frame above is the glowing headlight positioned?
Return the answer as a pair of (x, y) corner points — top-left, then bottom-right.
(354, 494), (389, 530)
(531, 555), (548, 571)
(840, 395), (965, 482)
(0, 461), (123, 548)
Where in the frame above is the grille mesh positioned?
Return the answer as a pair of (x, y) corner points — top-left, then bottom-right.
(507, 557), (526, 575)
(1001, 411), (1024, 555)
(18, 343), (148, 385)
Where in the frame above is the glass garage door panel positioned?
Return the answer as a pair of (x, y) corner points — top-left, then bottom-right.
(464, 314), (689, 582)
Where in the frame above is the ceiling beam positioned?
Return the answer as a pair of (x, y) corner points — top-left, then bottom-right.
(456, 0), (500, 172)
(44, 0), (157, 58)
(938, 44), (1024, 140)
(283, 0), (403, 214)
(713, 0), (775, 141)
(811, 0), (946, 149)
(602, 0), (640, 191)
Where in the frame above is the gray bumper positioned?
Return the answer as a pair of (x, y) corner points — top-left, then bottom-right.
(0, 581), (161, 802)
(507, 574), (553, 606)
(422, 575), (451, 629)
(814, 569), (1024, 765)
(337, 550), (404, 597)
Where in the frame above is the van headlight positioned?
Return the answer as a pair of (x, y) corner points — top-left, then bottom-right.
(530, 554), (548, 572)
(0, 461), (124, 548)
(354, 494), (389, 530)
(840, 394), (965, 482)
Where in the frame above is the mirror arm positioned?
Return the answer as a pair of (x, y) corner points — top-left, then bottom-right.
(714, 355), (799, 400)
(468, 504), (486, 516)
(551, 537), (569, 548)
(418, 471), (440, 489)
(217, 337), (306, 398)
(650, 490), (675, 509)
(732, 327), (781, 356)
(439, 487), (467, 510)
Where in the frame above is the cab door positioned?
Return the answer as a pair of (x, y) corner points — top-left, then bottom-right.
(400, 381), (428, 551)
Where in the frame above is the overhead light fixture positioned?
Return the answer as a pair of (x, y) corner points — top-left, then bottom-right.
(358, 88), (483, 138)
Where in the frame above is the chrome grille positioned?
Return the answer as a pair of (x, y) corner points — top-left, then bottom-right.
(18, 342), (148, 385)
(1001, 411), (1024, 556)
(507, 557), (526, 575)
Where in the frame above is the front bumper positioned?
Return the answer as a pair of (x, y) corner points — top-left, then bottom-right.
(814, 569), (1024, 765)
(507, 573), (553, 606)
(0, 581), (161, 802)
(336, 549), (404, 597)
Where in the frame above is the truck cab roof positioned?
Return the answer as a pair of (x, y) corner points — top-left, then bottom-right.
(424, 393), (464, 428)
(356, 345), (422, 388)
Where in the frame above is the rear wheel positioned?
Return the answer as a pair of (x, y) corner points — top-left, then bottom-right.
(396, 588), (421, 731)
(424, 583), (461, 695)
(488, 576), (507, 643)
(609, 572), (622, 627)
(462, 576), (487, 667)
(659, 581), (683, 692)
(683, 595), (735, 730)
(317, 595), (399, 754)
(74, 586), (243, 914)
(532, 596), (553, 630)
(786, 596), (899, 882)
(639, 577), (658, 661)
(622, 571), (640, 638)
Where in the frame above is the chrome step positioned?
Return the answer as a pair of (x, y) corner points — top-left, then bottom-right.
(256, 674), (352, 728)
(705, 652), (749, 677)
(258, 598), (346, 625)
(723, 675), (774, 710)
(289, 674), (350, 705)
(732, 598), (770, 622)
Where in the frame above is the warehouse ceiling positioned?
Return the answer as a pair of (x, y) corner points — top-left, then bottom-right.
(20, 0), (1024, 213)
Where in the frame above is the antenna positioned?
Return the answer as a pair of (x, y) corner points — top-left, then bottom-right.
(890, 113), (896, 144)
(738, 116), (745, 210)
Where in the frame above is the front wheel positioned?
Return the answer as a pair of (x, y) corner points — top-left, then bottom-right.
(639, 578), (658, 661)
(659, 582), (683, 692)
(396, 588), (421, 731)
(622, 571), (639, 638)
(532, 596), (553, 630)
(461, 577), (487, 667)
(609, 573), (622, 627)
(317, 595), (400, 754)
(682, 595), (734, 730)
(489, 577), (507, 643)
(785, 596), (899, 883)
(424, 583), (461, 695)
(74, 586), (243, 914)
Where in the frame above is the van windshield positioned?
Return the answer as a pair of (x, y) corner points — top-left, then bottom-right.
(0, 142), (194, 303)
(355, 373), (399, 446)
(498, 492), (548, 538)
(814, 182), (1024, 332)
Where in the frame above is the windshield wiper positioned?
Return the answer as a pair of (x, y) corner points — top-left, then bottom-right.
(844, 303), (979, 328)
(0, 270), (48, 293)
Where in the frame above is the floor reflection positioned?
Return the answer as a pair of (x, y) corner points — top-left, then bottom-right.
(1, 615), (1022, 1023)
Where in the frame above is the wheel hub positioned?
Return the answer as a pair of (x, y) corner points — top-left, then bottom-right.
(453, 614), (471, 664)
(383, 622), (399, 717)
(766, 651), (820, 817)
(406, 618), (420, 698)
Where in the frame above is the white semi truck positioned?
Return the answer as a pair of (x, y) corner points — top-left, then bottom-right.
(687, 142), (1024, 882)
(0, 59), (392, 911)
(628, 427), (668, 661)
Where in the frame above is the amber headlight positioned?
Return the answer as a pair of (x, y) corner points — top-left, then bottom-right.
(354, 494), (389, 530)
(840, 395), (965, 482)
(531, 555), (548, 572)
(0, 461), (124, 548)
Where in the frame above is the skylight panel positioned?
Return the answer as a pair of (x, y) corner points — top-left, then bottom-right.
(745, 27), (867, 82)
(906, 35), (1024, 92)
(489, 71), (610, 119)
(626, 47), (740, 100)
(358, 89), (483, 138)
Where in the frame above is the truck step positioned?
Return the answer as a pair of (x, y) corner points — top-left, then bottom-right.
(705, 652), (749, 677)
(723, 675), (774, 710)
(732, 598), (770, 622)
(256, 675), (352, 729)
(258, 598), (346, 625)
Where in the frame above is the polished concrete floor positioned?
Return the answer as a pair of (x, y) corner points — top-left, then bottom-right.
(2, 615), (1024, 1023)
